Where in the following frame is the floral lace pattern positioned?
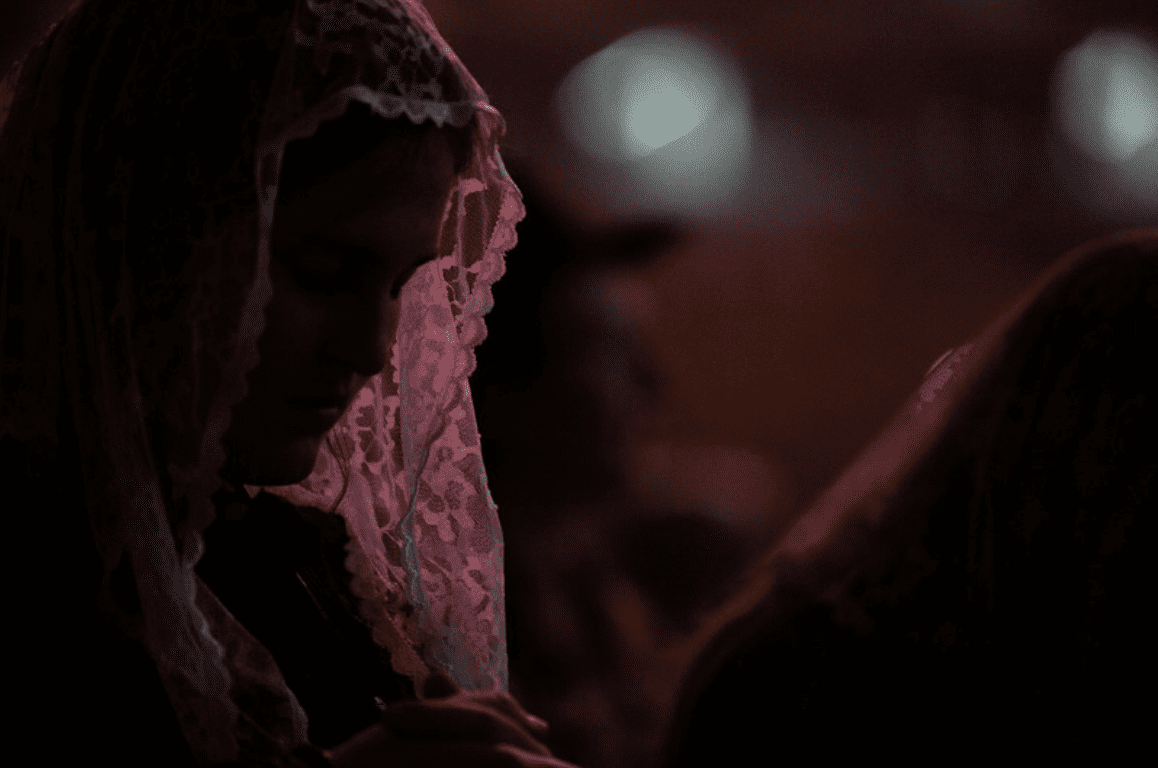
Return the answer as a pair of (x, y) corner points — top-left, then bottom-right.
(287, 0), (480, 127)
(255, 0), (521, 696)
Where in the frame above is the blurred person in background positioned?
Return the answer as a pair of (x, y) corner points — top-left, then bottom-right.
(471, 164), (791, 768)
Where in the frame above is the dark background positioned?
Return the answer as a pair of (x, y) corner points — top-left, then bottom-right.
(7, 0), (1154, 526)
(421, 0), (1157, 521)
(6, 3), (1155, 767)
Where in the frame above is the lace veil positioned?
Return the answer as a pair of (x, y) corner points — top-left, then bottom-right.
(0, 0), (522, 763)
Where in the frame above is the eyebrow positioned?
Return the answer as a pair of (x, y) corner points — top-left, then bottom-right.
(311, 239), (439, 268)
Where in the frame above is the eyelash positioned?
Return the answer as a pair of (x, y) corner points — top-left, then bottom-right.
(294, 262), (349, 294)
(291, 251), (424, 299)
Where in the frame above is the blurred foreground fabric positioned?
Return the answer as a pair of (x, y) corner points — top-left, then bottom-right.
(664, 230), (1156, 765)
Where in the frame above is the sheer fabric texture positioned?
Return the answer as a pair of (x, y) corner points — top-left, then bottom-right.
(0, 0), (522, 763)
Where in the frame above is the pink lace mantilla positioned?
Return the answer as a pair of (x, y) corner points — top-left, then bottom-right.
(252, 0), (521, 695)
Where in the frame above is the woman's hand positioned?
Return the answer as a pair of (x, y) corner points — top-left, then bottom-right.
(326, 673), (580, 768)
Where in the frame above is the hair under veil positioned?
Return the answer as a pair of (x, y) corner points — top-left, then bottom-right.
(0, 0), (522, 763)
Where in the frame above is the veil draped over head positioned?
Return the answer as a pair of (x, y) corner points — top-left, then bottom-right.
(0, 0), (522, 763)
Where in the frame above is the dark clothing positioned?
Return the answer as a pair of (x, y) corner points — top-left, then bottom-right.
(665, 234), (1156, 764)
(5, 403), (410, 762)
(198, 489), (416, 750)
(4, 388), (203, 765)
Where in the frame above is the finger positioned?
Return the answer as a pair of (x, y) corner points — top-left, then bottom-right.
(332, 736), (557, 768)
(417, 680), (551, 739)
(380, 701), (551, 756)
(381, 704), (548, 755)
(467, 691), (551, 738)
(393, 742), (576, 768)
(387, 742), (579, 768)
(522, 711), (550, 739)
(495, 703), (549, 740)
(494, 744), (585, 768)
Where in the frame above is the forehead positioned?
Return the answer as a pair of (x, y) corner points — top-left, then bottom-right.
(275, 131), (458, 246)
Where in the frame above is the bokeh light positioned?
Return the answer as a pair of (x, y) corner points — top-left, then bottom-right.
(555, 28), (752, 217)
(1051, 28), (1158, 217)
(1054, 29), (1158, 163)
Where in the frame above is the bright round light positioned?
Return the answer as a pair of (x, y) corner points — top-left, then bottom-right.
(622, 59), (718, 155)
(1053, 30), (1158, 164)
(555, 28), (752, 216)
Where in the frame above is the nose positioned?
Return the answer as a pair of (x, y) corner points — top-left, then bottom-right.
(328, 285), (400, 379)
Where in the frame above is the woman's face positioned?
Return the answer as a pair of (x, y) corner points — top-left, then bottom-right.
(222, 130), (458, 486)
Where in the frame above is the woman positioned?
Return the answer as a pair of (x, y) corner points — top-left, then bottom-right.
(662, 230), (1157, 764)
(1, 1), (573, 765)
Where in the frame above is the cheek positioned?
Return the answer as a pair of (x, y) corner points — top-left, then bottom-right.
(255, 277), (330, 378)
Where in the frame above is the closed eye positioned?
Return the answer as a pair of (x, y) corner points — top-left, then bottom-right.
(284, 239), (437, 299)
(284, 249), (357, 296)
(292, 247), (345, 277)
